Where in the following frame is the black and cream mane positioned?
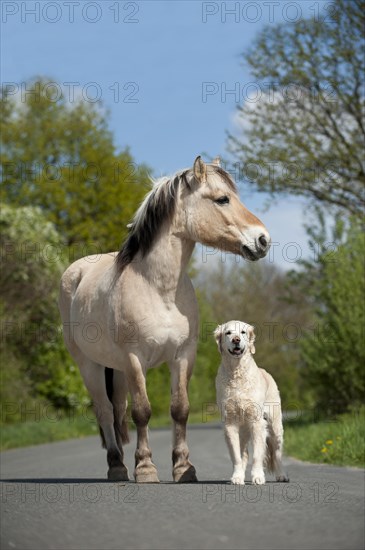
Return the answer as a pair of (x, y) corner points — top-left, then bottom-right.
(116, 165), (237, 274)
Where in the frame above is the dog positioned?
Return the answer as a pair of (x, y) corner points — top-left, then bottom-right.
(214, 320), (289, 485)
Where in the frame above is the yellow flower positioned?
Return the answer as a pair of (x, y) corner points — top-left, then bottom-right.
(325, 440), (333, 445)
(321, 447), (328, 453)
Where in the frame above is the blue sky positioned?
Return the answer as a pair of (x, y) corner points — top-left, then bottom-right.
(1, 0), (325, 269)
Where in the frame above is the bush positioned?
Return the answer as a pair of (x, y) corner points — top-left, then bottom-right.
(0, 203), (89, 417)
(300, 222), (365, 414)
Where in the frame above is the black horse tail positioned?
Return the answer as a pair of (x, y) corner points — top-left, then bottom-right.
(98, 367), (130, 447)
(105, 366), (114, 402)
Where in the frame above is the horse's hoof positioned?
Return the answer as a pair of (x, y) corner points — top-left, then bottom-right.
(173, 464), (198, 483)
(107, 466), (129, 481)
(134, 464), (160, 483)
(135, 472), (160, 483)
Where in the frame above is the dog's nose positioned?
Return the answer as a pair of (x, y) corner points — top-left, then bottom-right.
(232, 336), (240, 344)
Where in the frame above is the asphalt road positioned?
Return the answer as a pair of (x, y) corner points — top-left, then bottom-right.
(1, 425), (364, 550)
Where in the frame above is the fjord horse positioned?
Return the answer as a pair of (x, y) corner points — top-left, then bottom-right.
(59, 156), (270, 482)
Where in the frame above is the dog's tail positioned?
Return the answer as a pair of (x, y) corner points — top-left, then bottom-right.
(265, 420), (284, 475)
(265, 436), (277, 475)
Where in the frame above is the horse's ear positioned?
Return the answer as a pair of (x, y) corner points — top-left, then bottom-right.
(214, 325), (223, 353)
(193, 156), (207, 183)
(248, 325), (256, 355)
(211, 156), (221, 167)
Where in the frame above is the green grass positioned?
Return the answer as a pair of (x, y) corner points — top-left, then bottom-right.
(2, 407), (364, 470)
(0, 410), (220, 451)
(0, 414), (99, 450)
(284, 408), (365, 468)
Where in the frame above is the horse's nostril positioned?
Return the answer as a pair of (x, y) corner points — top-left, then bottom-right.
(258, 234), (268, 249)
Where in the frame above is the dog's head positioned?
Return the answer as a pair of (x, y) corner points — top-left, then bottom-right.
(214, 320), (256, 359)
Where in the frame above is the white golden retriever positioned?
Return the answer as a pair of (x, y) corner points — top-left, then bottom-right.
(214, 320), (289, 485)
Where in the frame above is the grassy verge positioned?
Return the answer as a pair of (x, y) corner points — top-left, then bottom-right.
(0, 410), (220, 451)
(2, 407), (364, 470)
(284, 408), (365, 468)
(0, 414), (99, 450)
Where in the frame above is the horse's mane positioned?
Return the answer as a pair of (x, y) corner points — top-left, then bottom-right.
(115, 165), (237, 274)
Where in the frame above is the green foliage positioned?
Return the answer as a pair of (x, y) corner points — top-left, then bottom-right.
(194, 260), (312, 408)
(284, 407), (365, 467)
(0, 203), (89, 417)
(1, 77), (150, 252)
(0, 346), (42, 424)
(0, 412), (98, 450)
(227, 0), (365, 420)
(146, 364), (171, 418)
(0, 202), (63, 312)
(0, 77), (151, 423)
(299, 220), (365, 414)
(188, 287), (220, 417)
(228, 0), (365, 216)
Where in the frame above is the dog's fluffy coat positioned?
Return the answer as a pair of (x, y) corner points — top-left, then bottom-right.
(215, 320), (289, 485)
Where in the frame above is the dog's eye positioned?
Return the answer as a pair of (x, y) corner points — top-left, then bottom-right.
(241, 330), (245, 334)
(226, 331), (231, 335)
(215, 195), (229, 205)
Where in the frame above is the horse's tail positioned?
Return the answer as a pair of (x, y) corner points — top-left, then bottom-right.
(99, 367), (130, 448)
(105, 366), (114, 402)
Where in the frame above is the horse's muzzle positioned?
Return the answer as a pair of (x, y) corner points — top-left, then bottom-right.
(255, 232), (271, 256)
(241, 235), (270, 260)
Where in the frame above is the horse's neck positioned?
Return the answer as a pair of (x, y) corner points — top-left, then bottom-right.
(136, 226), (195, 299)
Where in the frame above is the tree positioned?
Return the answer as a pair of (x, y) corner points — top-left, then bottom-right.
(228, 0), (365, 217)
(1, 78), (150, 253)
(0, 203), (89, 415)
(0, 77), (153, 421)
(297, 218), (365, 414)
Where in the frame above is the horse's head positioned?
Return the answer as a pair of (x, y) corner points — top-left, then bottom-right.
(179, 156), (270, 261)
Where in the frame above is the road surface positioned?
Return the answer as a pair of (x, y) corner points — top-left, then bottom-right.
(1, 425), (364, 550)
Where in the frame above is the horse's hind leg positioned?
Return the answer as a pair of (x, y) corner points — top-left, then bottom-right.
(127, 355), (159, 483)
(79, 360), (129, 481)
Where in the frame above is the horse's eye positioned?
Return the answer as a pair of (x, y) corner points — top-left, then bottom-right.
(215, 196), (230, 205)
(226, 331), (231, 335)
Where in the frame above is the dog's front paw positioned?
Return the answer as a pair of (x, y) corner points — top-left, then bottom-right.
(231, 474), (245, 485)
(252, 473), (265, 485)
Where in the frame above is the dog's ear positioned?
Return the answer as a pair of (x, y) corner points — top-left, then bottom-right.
(248, 325), (256, 355)
(213, 325), (223, 353)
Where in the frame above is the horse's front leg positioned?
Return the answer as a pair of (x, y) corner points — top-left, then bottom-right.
(127, 355), (159, 483)
(169, 354), (198, 482)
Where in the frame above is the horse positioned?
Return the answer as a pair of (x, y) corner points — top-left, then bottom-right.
(59, 156), (271, 483)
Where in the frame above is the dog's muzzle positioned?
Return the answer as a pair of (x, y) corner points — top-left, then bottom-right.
(228, 345), (244, 357)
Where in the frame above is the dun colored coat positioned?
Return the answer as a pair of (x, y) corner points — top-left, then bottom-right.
(59, 156), (271, 482)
